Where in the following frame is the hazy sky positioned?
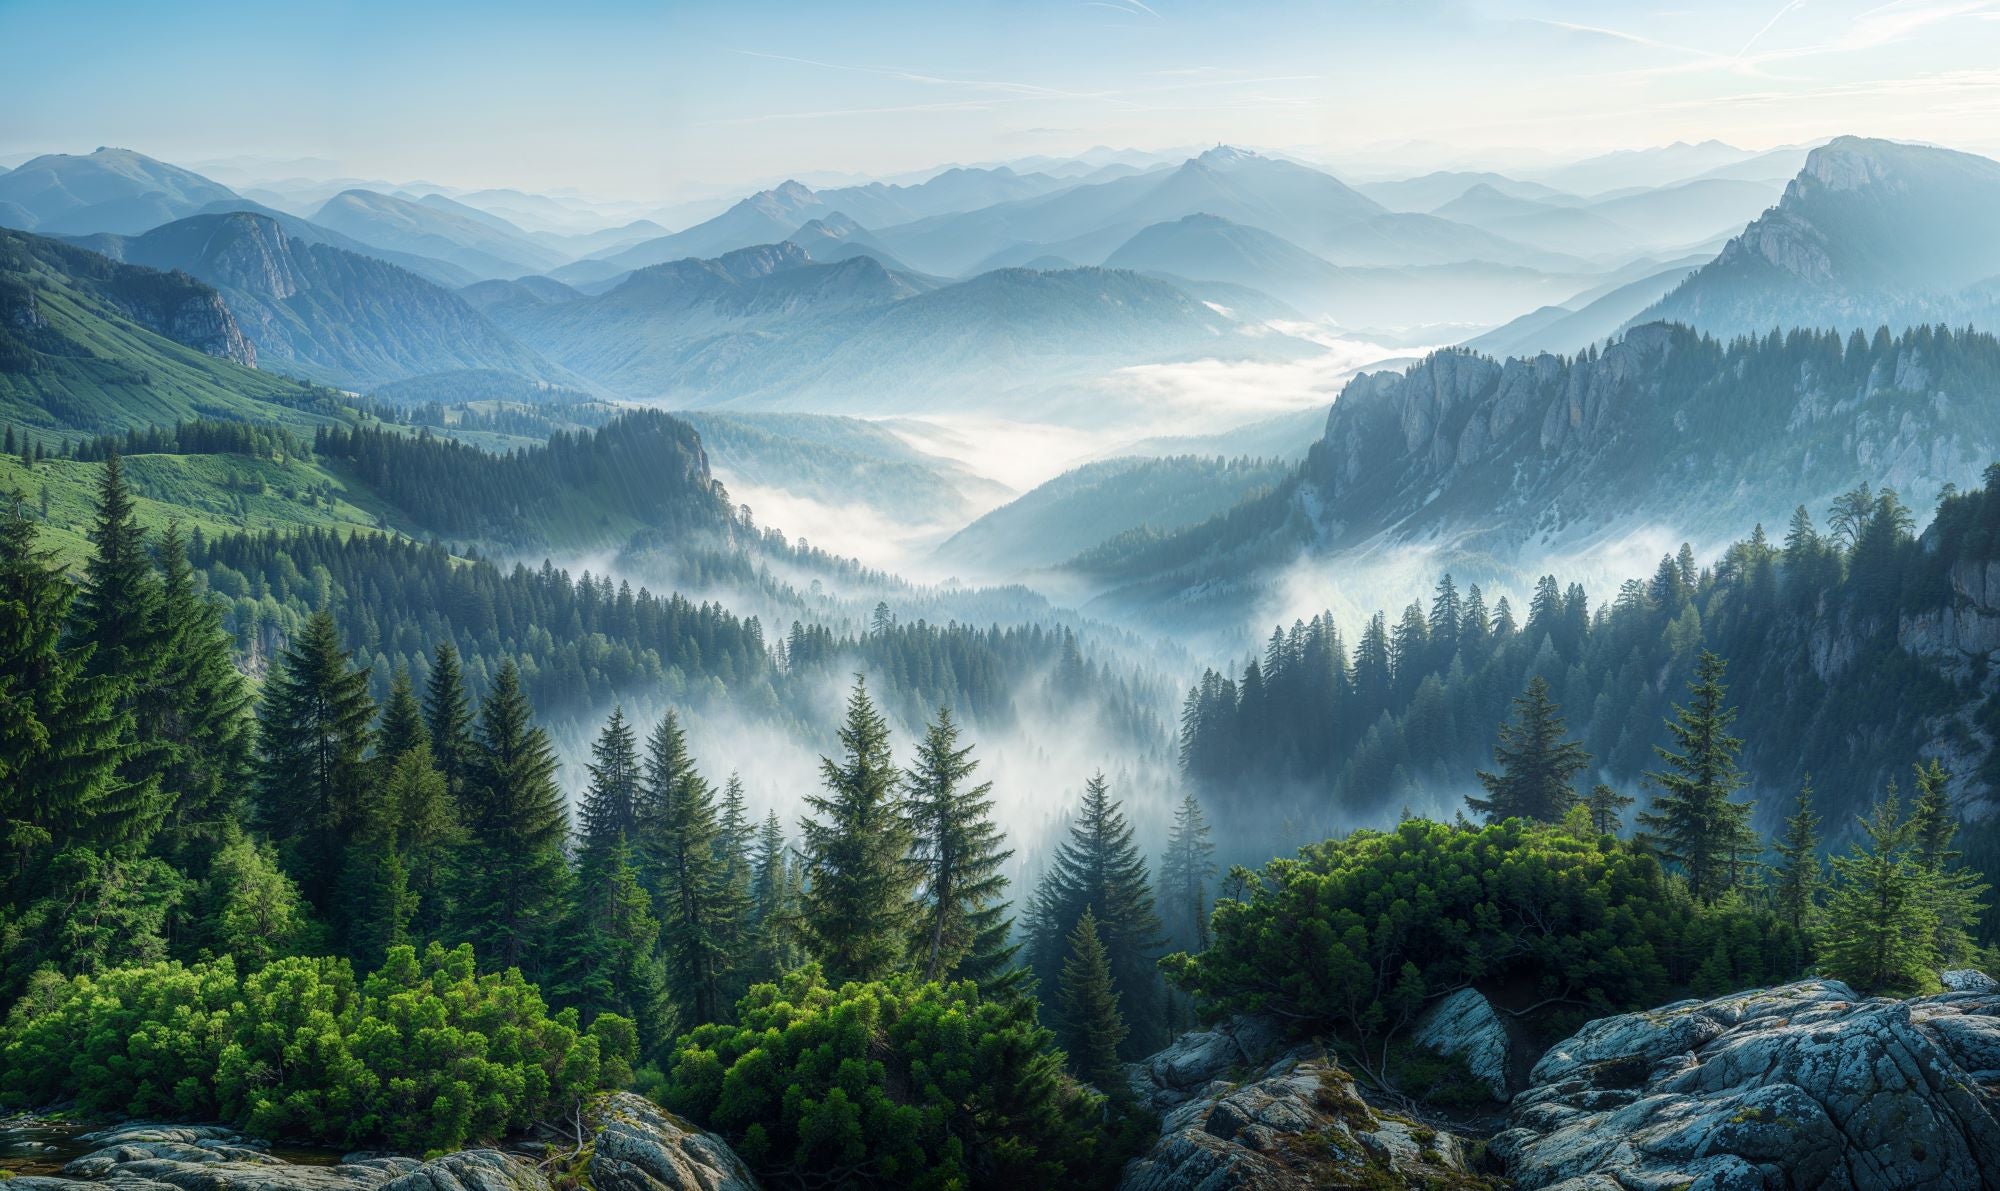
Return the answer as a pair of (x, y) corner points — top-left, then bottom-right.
(6, 0), (2000, 197)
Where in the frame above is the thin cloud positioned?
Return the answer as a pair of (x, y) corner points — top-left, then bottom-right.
(1087, 0), (1162, 16)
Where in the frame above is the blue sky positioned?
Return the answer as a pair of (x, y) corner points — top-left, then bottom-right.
(5, 0), (1999, 196)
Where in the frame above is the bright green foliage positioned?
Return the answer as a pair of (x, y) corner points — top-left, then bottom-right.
(0, 942), (634, 1153)
(1165, 818), (1804, 1049)
(204, 836), (311, 969)
(1057, 908), (1127, 1094)
(662, 965), (1137, 1191)
(1771, 778), (1822, 939)
(1637, 651), (1756, 902)
(800, 677), (917, 984)
(257, 610), (376, 910)
(1468, 677), (1591, 823)
(1822, 791), (1940, 994)
(453, 662), (571, 982)
(1909, 759), (1990, 970)
(1026, 774), (1165, 1056)
(638, 711), (739, 1025)
(903, 708), (1016, 989)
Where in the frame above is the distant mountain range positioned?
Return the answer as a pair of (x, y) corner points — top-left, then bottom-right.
(0, 148), (237, 235)
(66, 211), (565, 389)
(313, 188), (569, 279)
(1642, 137), (2000, 337)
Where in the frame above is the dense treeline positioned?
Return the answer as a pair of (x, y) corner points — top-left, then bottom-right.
(1180, 469), (1999, 855)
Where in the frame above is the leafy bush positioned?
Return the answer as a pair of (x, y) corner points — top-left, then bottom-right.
(1164, 818), (1802, 1051)
(0, 942), (633, 1152)
(662, 964), (1144, 1190)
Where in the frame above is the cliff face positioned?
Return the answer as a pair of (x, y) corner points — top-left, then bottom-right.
(103, 268), (257, 367)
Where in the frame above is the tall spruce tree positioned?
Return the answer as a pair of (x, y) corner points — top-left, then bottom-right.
(1057, 907), (1129, 1094)
(423, 641), (475, 804)
(454, 661), (571, 981)
(580, 707), (642, 851)
(257, 610), (375, 910)
(566, 833), (672, 1055)
(800, 677), (917, 983)
(1772, 777), (1823, 939)
(1636, 651), (1754, 902)
(151, 522), (254, 868)
(1823, 790), (1938, 993)
(69, 450), (169, 848)
(375, 670), (428, 767)
(748, 809), (801, 984)
(639, 710), (739, 1024)
(382, 740), (458, 945)
(1584, 783), (1635, 837)
(714, 771), (757, 989)
(903, 707), (1017, 989)
(1468, 677), (1590, 823)
(1157, 791), (1216, 953)
(1026, 773), (1166, 1055)
(1909, 760), (1989, 969)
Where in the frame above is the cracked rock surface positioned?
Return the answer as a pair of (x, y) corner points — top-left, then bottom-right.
(1491, 976), (2000, 1190)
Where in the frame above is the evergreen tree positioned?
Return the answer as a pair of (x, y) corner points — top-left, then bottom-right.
(639, 711), (739, 1024)
(566, 834), (672, 1056)
(382, 741), (458, 945)
(256, 611), (375, 910)
(69, 450), (170, 848)
(799, 677), (917, 983)
(375, 670), (428, 767)
(1157, 791), (1216, 953)
(579, 707), (641, 851)
(714, 771), (757, 994)
(903, 708), (1017, 988)
(202, 836), (309, 969)
(423, 641), (475, 804)
(1057, 907), (1128, 1095)
(1772, 777), (1823, 939)
(1909, 760), (1989, 969)
(454, 661), (571, 981)
(1823, 790), (1938, 993)
(1636, 651), (1753, 902)
(1468, 677), (1590, 823)
(749, 810), (801, 983)
(1026, 773), (1166, 1055)
(151, 523), (254, 868)
(338, 765), (414, 970)
(1584, 783), (1635, 837)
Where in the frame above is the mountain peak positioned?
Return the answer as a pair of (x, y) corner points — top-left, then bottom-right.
(1196, 145), (1260, 168)
(771, 180), (816, 202)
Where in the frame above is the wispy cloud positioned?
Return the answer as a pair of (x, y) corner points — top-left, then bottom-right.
(1087, 0), (1162, 17)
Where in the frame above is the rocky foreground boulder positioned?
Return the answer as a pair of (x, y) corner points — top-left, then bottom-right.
(1493, 973), (2000, 1190)
(1118, 1018), (1500, 1190)
(2, 1093), (758, 1191)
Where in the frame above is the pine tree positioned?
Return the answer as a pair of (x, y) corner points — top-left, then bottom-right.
(1057, 907), (1128, 1094)
(566, 834), (672, 1055)
(1157, 791), (1215, 953)
(454, 661), (571, 981)
(903, 707), (1017, 989)
(1771, 777), (1822, 939)
(1823, 790), (1938, 993)
(69, 450), (170, 849)
(257, 611), (375, 910)
(1909, 760), (1989, 969)
(799, 677), (917, 983)
(150, 522), (254, 868)
(1026, 773), (1166, 1055)
(1584, 783), (1634, 837)
(580, 707), (641, 851)
(639, 710), (739, 1024)
(423, 641), (475, 804)
(1636, 651), (1753, 902)
(1468, 677), (1590, 823)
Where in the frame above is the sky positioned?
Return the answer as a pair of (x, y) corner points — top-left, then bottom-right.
(5, 0), (2000, 198)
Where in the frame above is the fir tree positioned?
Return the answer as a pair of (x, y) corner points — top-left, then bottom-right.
(1026, 773), (1166, 1055)
(639, 710), (739, 1024)
(1056, 907), (1128, 1094)
(1823, 790), (1938, 993)
(454, 661), (571, 982)
(566, 834), (672, 1055)
(1584, 783), (1634, 837)
(1636, 651), (1753, 902)
(749, 809), (801, 983)
(580, 707), (641, 851)
(903, 707), (1017, 988)
(1468, 677), (1590, 823)
(799, 677), (917, 983)
(423, 641), (475, 804)
(713, 771), (757, 1001)
(338, 764), (414, 970)
(382, 740), (458, 945)
(151, 522), (254, 869)
(375, 670), (429, 767)
(1157, 791), (1216, 953)
(1771, 778), (1823, 939)
(1909, 760), (1989, 969)
(257, 610), (375, 910)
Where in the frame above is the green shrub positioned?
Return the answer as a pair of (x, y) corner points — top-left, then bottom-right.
(662, 964), (1145, 1190)
(0, 942), (634, 1152)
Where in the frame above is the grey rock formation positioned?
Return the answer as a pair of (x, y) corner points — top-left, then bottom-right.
(380, 1151), (547, 1191)
(1492, 976), (2000, 1190)
(1410, 987), (1512, 1101)
(1123, 1015), (1289, 1111)
(583, 1092), (759, 1191)
(1120, 1036), (1495, 1191)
